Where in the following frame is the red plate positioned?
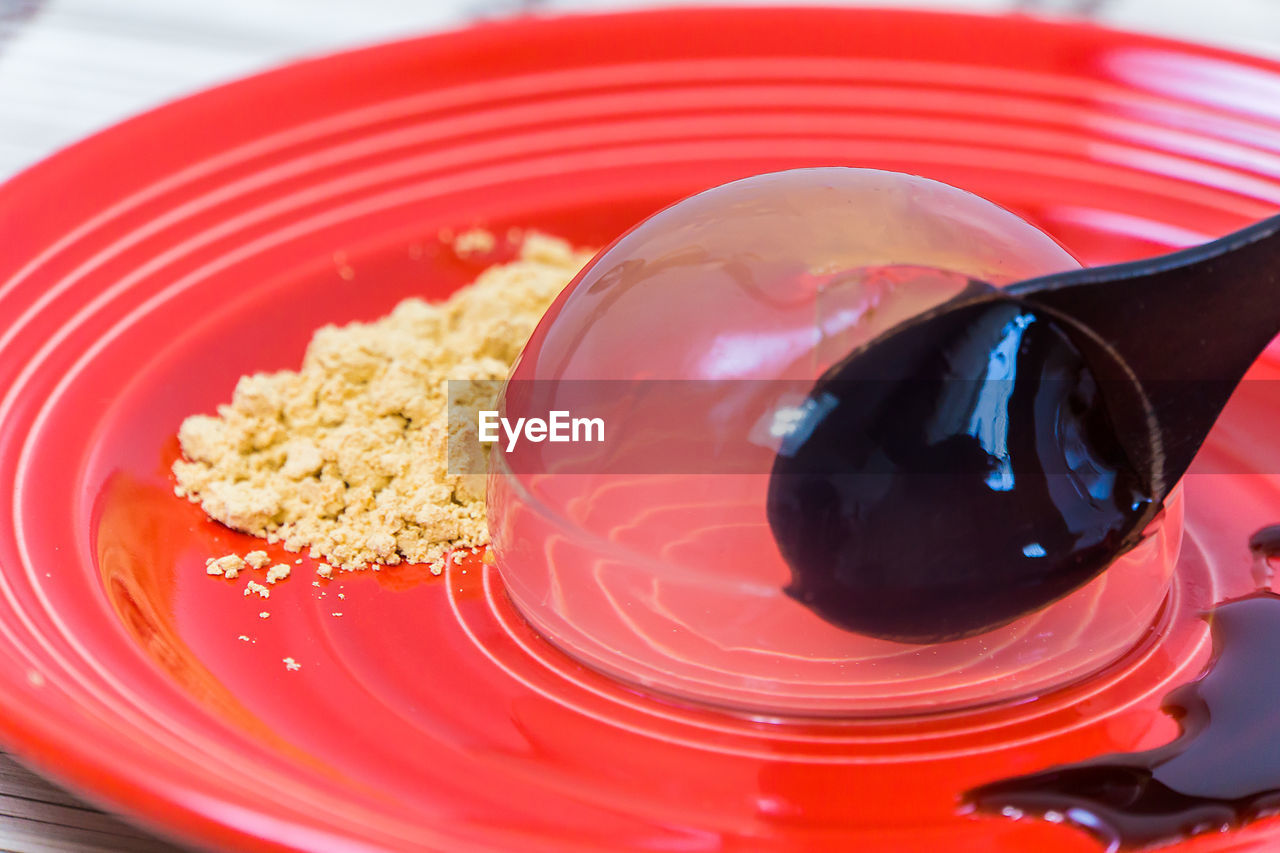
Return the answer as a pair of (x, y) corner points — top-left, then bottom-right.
(3, 8), (1280, 851)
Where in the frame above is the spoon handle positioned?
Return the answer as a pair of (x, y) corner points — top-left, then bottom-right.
(1007, 212), (1280, 489)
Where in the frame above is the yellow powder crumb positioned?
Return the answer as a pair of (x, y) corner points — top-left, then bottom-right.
(244, 581), (270, 599)
(316, 564), (333, 579)
(173, 234), (590, 573)
(244, 551), (271, 569)
(452, 227), (497, 255)
(206, 555), (244, 578)
(265, 564), (291, 584)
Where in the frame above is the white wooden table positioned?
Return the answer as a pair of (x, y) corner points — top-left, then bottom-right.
(0, 0), (1275, 849)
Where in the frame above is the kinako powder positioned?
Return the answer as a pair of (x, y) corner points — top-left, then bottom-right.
(172, 233), (593, 575)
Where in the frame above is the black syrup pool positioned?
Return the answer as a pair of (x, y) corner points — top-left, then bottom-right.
(966, 580), (1280, 850)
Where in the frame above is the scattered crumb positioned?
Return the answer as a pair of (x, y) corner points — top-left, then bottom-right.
(482, 548), (496, 565)
(331, 612), (343, 617)
(295, 558), (302, 565)
(206, 554), (245, 578)
(266, 564), (291, 584)
(452, 227), (496, 255)
(338, 593), (345, 600)
(333, 251), (355, 281)
(245, 550), (270, 569)
(259, 611), (270, 619)
(173, 235), (591, 573)
(244, 581), (270, 598)
(283, 657), (301, 671)
(237, 635), (251, 642)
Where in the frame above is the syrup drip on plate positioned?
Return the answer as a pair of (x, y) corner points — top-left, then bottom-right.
(1249, 525), (1280, 588)
(967, 534), (1280, 849)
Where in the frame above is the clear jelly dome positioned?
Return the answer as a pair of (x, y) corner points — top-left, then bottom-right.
(487, 168), (1182, 717)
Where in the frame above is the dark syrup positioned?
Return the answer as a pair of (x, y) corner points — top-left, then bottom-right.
(1248, 526), (1280, 554)
(767, 294), (1157, 643)
(967, 585), (1280, 850)
(1250, 526), (1280, 588)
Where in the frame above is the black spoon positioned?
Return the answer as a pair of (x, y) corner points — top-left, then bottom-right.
(767, 213), (1280, 644)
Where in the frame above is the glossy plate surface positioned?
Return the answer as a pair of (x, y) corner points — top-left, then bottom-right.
(2, 8), (1280, 851)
